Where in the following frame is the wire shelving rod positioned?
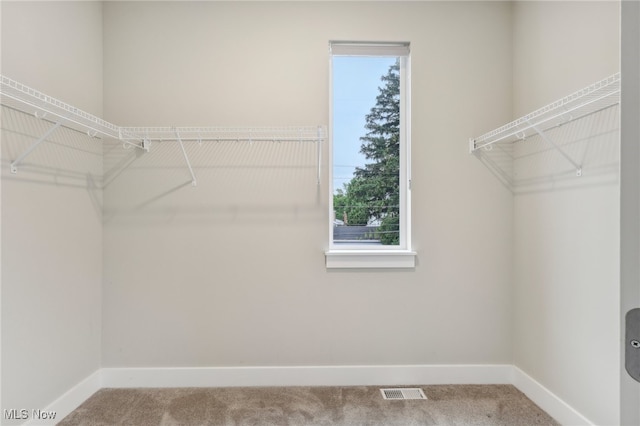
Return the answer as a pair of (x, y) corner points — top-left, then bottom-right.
(121, 125), (327, 186)
(0, 74), (144, 150)
(468, 73), (621, 192)
(1, 74), (327, 186)
(120, 126), (326, 143)
(469, 73), (621, 152)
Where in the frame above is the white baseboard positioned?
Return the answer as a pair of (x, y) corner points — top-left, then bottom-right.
(100, 364), (513, 388)
(26, 365), (593, 426)
(25, 369), (101, 426)
(511, 366), (593, 426)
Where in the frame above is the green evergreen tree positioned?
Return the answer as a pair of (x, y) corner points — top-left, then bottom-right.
(350, 60), (401, 245)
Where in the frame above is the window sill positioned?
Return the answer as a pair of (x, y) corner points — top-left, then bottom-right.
(325, 250), (417, 269)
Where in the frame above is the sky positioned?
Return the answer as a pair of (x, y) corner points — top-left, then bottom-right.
(332, 56), (396, 194)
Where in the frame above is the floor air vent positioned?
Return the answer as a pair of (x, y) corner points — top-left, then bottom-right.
(380, 388), (427, 400)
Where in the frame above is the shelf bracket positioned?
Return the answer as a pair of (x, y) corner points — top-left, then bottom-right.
(10, 121), (61, 174)
(175, 129), (197, 187)
(528, 121), (583, 177)
(469, 138), (479, 155)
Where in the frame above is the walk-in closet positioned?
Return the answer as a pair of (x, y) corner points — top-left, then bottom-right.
(1, 1), (639, 425)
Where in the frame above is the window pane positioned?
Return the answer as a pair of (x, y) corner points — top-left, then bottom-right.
(332, 56), (401, 246)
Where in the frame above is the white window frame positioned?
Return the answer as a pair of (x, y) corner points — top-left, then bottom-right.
(325, 41), (416, 269)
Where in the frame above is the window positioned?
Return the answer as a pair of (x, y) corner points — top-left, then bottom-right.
(326, 42), (415, 268)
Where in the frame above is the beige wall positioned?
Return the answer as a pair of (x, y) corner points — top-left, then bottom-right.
(513, 1), (619, 116)
(512, 2), (620, 425)
(101, 1), (514, 368)
(0, 1), (103, 423)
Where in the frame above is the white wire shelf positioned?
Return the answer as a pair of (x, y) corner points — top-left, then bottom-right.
(121, 126), (326, 143)
(0, 74), (143, 147)
(469, 73), (621, 190)
(470, 73), (621, 152)
(121, 126), (326, 186)
(1, 74), (326, 185)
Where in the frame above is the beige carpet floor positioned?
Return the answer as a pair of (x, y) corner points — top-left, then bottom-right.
(58, 384), (559, 426)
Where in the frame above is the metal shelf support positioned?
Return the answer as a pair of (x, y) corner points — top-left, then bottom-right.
(175, 129), (197, 187)
(529, 121), (583, 176)
(10, 121), (61, 174)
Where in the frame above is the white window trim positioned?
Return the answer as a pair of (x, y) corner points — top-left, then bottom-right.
(325, 41), (415, 269)
(325, 250), (417, 269)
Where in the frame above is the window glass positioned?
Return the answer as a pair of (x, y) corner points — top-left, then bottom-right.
(330, 43), (410, 250)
